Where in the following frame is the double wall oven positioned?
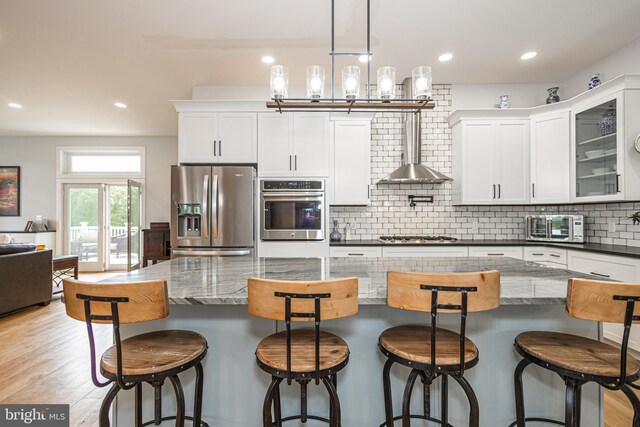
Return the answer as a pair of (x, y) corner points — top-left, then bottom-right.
(260, 180), (325, 241)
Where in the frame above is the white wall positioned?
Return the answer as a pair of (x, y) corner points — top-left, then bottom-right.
(560, 37), (640, 99)
(0, 136), (177, 232)
(451, 83), (558, 109)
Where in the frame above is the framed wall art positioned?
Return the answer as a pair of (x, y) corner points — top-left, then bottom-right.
(0, 166), (20, 216)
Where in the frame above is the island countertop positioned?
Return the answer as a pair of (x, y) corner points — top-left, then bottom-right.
(101, 256), (600, 305)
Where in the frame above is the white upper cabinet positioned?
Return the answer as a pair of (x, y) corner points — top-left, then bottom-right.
(332, 120), (371, 205)
(178, 112), (257, 164)
(530, 111), (571, 204)
(452, 119), (529, 205)
(258, 112), (330, 177)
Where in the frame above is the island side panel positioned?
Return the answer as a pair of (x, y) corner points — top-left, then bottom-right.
(115, 304), (600, 427)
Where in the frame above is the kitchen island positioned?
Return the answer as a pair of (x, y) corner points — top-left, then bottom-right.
(103, 256), (604, 427)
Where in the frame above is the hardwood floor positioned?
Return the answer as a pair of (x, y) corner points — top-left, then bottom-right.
(0, 294), (636, 426)
(0, 299), (111, 426)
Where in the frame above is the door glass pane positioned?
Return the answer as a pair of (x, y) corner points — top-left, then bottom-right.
(108, 186), (128, 267)
(549, 217), (570, 239)
(128, 182), (142, 271)
(575, 99), (618, 197)
(530, 218), (547, 238)
(68, 188), (99, 262)
(264, 201), (322, 230)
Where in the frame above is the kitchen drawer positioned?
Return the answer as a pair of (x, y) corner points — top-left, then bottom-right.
(546, 248), (567, 265)
(468, 246), (523, 260)
(568, 251), (638, 282)
(382, 246), (469, 258)
(523, 247), (548, 261)
(330, 247), (382, 258)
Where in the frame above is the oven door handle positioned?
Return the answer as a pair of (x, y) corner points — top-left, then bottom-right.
(262, 192), (324, 197)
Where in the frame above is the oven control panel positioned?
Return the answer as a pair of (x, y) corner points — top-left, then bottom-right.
(261, 180), (324, 191)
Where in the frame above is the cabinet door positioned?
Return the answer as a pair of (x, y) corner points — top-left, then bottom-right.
(217, 113), (257, 163)
(293, 113), (330, 177)
(468, 246), (523, 259)
(462, 122), (496, 204)
(495, 120), (529, 204)
(382, 246), (469, 257)
(179, 113), (217, 163)
(333, 121), (371, 205)
(571, 92), (624, 202)
(530, 112), (571, 204)
(258, 113), (294, 177)
(330, 247), (382, 257)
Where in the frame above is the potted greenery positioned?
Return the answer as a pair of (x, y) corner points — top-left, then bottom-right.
(629, 211), (640, 225)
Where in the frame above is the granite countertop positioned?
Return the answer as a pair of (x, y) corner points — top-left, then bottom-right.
(101, 256), (599, 306)
(329, 239), (640, 258)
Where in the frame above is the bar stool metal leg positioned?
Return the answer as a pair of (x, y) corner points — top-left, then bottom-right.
(564, 378), (576, 427)
(452, 375), (479, 427)
(169, 375), (186, 427)
(513, 358), (530, 427)
(622, 385), (640, 427)
(322, 376), (341, 427)
(421, 374), (431, 419)
(263, 377), (283, 427)
(135, 383), (143, 427)
(441, 374), (448, 427)
(193, 362), (205, 427)
(153, 382), (163, 425)
(273, 377), (282, 427)
(99, 384), (120, 427)
(382, 359), (395, 427)
(401, 369), (420, 427)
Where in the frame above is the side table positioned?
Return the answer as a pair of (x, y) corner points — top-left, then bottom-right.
(53, 255), (79, 295)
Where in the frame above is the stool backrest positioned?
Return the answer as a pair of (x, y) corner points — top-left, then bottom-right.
(248, 277), (359, 321)
(387, 270), (500, 313)
(63, 278), (169, 324)
(567, 278), (640, 323)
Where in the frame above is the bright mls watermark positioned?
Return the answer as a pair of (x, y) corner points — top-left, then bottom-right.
(0, 405), (69, 426)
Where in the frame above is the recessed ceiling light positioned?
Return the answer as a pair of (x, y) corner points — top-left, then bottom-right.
(520, 51), (537, 60)
(8, 102), (22, 109)
(358, 54), (371, 63)
(438, 53), (453, 62)
(114, 102), (127, 109)
(261, 56), (275, 64)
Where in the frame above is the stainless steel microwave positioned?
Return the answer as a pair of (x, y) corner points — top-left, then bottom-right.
(525, 215), (584, 243)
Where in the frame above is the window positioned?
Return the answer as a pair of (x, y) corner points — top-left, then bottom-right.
(57, 147), (145, 178)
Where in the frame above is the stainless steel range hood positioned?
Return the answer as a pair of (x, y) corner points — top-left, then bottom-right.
(378, 79), (452, 184)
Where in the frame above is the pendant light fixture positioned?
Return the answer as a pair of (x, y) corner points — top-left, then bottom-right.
(266, 0), (435, 113)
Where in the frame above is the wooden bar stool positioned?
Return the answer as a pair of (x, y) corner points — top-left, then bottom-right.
(379, 270), (501, 427)
(248, 277), (359, 427)
(511, 278), (640, 427)
(63, 278), (209, 427)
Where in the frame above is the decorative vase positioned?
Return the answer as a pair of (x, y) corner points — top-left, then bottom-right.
(597, 107), (617, 136)
(546, 87), (560, 104)
(329, 220), (342, 241)
(498, 95), (510, 109)
(588, 74), (601, 90)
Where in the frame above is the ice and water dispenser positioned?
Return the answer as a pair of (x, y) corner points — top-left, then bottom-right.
(176, 204), (203, 238)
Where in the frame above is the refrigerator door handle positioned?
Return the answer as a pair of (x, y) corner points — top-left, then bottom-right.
(202, 175), (209, 238)
(211, 175), (219, 239)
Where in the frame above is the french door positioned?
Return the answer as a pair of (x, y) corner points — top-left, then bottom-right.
(63, 181), (142, 272)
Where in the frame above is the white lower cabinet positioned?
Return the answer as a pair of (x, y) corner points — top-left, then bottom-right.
(468, 246), (523, 260)
(330, 247), (382, 258)
(382, 246), (469, 258)
(524, 247), (568, 268)
(567, 250), (640, 350)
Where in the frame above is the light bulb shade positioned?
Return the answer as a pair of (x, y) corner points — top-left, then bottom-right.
(412, 66), (432, 100)
(377, 66), (396, 100)
(342, 66), (360, 99)
(270, 65), (289, 99)
(306, 65), (325, 99)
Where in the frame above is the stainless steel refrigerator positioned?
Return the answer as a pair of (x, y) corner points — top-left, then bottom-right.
(170, 165), (255, 256)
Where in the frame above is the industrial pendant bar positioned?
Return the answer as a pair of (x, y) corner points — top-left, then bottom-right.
(266, 0), (436, 113)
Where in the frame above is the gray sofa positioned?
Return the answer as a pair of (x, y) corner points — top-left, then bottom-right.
(0, 244), (53, 316)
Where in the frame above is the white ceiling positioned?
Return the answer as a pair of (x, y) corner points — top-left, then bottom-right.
(1, 0), (639, 136)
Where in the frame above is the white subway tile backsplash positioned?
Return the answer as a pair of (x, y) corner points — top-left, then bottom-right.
(329, 83), (640, 247)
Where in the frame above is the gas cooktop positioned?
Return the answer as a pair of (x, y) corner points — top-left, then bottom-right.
(379, 235), (458, 244)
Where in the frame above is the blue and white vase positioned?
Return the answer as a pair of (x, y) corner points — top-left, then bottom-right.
(498, 95), (510, 109)
(546, 87), (560, 104)
(597, 107), (617, 136)
(588, 74), (601, 90)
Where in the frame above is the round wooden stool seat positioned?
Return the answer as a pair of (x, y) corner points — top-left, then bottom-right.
(256, 329), (349, 373)
(100, 330), (207, 378)
(379, 325), (478, 366)
(516, 331), (640, 378)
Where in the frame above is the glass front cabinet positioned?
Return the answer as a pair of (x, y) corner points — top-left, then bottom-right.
(572, 93), (623, 201)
